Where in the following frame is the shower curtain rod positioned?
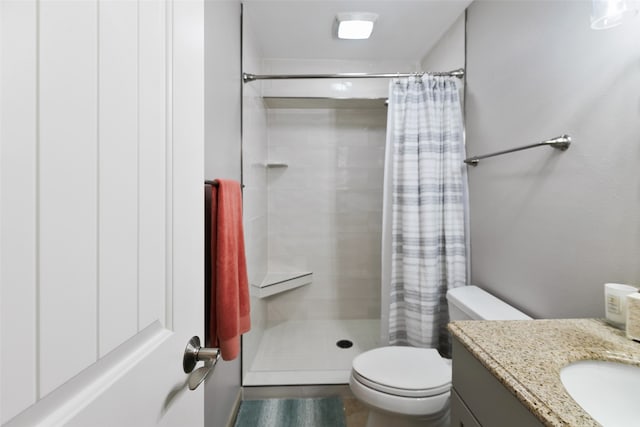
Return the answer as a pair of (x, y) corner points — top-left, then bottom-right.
(242, 68), (465, 83)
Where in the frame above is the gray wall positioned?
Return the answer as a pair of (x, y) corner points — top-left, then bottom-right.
(204, 0), (242, 426)
(465, 0), (640, 319)
(421, 13), (466, 76)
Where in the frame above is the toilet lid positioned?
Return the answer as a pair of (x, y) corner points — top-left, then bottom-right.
(352, 346), (451, 398)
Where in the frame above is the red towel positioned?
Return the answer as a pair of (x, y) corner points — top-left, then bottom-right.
(207, 179), (250, 361)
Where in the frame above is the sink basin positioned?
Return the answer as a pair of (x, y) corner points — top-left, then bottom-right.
(560, 360), (640, 426)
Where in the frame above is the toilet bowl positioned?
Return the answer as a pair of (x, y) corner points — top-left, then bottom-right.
(349, 346), (451, 427)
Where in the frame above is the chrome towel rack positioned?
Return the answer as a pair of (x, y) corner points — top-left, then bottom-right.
(464, 135), (571, 166)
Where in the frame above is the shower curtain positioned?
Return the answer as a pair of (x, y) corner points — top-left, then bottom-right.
(380, 75), (468, 356)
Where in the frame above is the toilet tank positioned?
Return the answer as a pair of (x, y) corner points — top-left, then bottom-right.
(446, 286), (531, 321)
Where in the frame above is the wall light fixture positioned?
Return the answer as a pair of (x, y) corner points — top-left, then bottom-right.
(591, 0), (627, 29)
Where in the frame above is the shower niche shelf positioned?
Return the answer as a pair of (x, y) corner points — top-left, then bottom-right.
(251, 271), (312, 299)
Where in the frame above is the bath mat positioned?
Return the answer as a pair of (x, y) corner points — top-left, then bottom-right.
(233, 396), (346, 427)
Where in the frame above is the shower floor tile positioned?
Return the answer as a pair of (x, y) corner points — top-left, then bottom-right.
(244, 319), (379, 386)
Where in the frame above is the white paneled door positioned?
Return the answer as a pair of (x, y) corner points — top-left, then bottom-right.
(1, 0), (205, 425)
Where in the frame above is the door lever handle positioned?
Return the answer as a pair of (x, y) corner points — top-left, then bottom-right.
(183, 336), (220, 390)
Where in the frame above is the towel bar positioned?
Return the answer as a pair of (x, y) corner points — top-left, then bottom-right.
(464, 135), (571, 166)
(205, 179), (245, 189)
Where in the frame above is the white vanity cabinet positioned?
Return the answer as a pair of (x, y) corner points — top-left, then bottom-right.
(450, 337), (544, 427)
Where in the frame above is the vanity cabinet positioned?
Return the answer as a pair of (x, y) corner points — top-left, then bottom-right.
(451, 337), (543, 427)
(450, 389), (481, 427)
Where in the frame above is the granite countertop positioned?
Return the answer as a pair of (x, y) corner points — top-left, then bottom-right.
(448, 319), (640, 427)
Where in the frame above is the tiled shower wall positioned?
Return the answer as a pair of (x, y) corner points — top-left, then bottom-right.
(264, 107), (387, 324)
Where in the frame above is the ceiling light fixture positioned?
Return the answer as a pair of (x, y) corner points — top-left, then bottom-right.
(591, 0), (627, 29)
(336, 12), (378, 40)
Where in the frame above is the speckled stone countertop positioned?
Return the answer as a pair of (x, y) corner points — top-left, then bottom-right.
(448, 319), (640, 427)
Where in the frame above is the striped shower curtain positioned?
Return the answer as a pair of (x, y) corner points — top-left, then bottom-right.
(381, 75), (468, 356)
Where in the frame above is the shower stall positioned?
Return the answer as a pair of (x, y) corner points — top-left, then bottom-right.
(241, 73), (466, 385)
(241, 67), (387, 385)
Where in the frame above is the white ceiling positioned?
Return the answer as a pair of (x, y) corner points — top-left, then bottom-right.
(243, 0), (473, 62)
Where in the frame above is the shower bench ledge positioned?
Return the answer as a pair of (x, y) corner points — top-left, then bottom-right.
(251, 271), (312, 298)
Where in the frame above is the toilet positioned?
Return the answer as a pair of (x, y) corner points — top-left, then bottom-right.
(349, 285), (531, 427)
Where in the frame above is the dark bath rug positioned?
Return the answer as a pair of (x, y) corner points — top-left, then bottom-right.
(233, 396), (346, 427)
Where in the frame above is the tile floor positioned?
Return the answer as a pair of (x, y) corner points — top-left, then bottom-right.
(343, 397), (369, 427)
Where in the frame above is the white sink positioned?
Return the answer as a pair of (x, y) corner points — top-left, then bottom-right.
(560, 360), (640, 426)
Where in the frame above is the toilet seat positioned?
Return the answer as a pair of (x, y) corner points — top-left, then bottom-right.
(351, 346), (451, 398)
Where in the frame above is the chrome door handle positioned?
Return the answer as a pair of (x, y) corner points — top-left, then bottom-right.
(183, 336), (220, 390)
